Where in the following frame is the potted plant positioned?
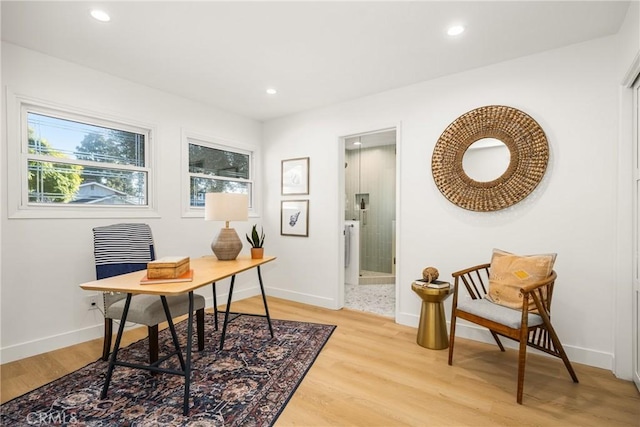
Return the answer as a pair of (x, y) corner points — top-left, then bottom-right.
(246, 224), (265, 259)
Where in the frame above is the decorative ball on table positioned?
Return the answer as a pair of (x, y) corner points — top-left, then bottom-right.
(422, 267), (439, 283)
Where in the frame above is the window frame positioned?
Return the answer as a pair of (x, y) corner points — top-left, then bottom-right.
(7, 93), (158, 219)
(182, 130), (260, 218)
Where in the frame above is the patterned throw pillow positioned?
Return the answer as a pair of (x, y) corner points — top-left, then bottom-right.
(486, 249), (556, 311)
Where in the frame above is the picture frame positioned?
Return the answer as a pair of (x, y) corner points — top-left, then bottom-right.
(281, 200), (309, 237)
(281, 157), (309, 195)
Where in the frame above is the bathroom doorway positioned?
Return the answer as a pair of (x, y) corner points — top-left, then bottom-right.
(343, 129), (396, 317)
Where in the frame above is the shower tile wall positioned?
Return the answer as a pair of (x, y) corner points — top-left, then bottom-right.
(345, 144), (396, 274)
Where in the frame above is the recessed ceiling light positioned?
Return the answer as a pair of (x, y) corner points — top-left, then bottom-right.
(447, 25), (465, 36)
(90, 10), (111, 22)
(266, 88), (277, 95)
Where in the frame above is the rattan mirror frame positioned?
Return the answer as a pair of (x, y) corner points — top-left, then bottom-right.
(431, 105), (549, 212)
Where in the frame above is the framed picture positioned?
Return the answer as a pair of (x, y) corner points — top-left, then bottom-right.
(281, 200), (309, 237)
(281, 157), (309, 195)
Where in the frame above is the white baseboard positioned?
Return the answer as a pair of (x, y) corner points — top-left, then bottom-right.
(2, 294), (613, 374)
(1, 324), (103, 364)
(265, 286), (338, 309)
(208, 286), (259, 308)
(396, 311), (614, 372)
(0, 288), (259, 365)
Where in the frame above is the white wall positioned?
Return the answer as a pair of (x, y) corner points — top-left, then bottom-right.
(0, 43), (264, 363)
(2, 5), (638, 375)
(613, 0), (640, 381)
(262, 26), (638, 373)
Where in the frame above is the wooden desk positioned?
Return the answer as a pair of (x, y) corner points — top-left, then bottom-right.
(80, 255), (276, 415)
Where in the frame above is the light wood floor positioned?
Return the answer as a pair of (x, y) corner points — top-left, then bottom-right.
(2, 296), (639, 426)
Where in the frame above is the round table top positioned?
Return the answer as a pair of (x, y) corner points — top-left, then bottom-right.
(411, 281), (453, 302)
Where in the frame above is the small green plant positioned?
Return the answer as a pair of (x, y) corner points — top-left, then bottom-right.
(246, 224), (265, 248)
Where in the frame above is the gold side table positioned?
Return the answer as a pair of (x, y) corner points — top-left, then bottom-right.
(411, 282), (453, 350)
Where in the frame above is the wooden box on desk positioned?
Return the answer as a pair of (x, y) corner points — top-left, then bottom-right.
(147, 256), (190, 279)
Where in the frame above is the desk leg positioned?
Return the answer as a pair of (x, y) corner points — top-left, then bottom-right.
(219, 275), (236, 351)
(160, 296), (186, 371)
(182, 291), (194, 416)
(101, 293), (132, 399)
(212, 282), (219, 331)
(257, 266), (274, 337)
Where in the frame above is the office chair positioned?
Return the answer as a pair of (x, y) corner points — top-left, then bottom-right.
(93, 223), (206, 363)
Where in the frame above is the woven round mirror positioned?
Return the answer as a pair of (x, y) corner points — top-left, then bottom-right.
(431, 105), (548, 212)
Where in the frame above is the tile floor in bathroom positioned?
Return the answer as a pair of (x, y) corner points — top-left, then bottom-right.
(344, 282), (395, 318)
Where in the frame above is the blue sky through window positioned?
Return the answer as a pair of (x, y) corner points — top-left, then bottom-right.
(28, 113), (121, 159)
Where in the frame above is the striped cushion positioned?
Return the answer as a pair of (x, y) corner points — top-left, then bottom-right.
(92, 223), (205, 324)
(93, 223), (155, 280)
(93, 223), (155, 266)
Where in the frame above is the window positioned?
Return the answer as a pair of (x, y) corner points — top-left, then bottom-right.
(21, 105), (151, 208)
(187, 137), (254, 210)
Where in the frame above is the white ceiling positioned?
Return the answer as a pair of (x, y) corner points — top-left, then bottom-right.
(1, 1), (631, 122)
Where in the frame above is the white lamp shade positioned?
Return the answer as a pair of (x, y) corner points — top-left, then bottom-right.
(204, 193), (249, 222)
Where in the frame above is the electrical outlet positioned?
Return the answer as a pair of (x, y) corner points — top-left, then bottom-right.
(86, 294), (100, 310)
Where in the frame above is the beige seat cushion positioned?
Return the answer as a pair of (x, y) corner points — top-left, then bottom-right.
(458, 297), (543, 329)
(486, 249), (556, 310)
(106, 294), (206, 326)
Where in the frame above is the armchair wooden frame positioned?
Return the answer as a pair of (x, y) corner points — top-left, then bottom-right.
(448, 263), (579, 403)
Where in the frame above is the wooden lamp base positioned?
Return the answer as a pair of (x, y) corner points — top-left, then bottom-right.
(211, 227), (242, 260)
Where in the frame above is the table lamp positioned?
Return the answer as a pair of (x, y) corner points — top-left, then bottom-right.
(204, 192), (249, 260)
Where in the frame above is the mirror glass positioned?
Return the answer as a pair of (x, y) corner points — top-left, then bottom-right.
(462, 138), (510, 182)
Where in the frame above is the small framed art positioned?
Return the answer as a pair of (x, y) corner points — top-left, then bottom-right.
(281, 157), (309, 195)
(281, 200), (309, 237)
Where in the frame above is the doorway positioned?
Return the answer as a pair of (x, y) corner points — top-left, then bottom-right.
(343, 129), (396, 317)
(633, 76), (640, 391)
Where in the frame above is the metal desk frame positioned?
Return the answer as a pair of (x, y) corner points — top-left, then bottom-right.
(80, 256), (276, 415)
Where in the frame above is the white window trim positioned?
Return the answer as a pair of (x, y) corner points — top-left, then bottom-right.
(181, 129), (261, 219)
(6, 90), (159, 219)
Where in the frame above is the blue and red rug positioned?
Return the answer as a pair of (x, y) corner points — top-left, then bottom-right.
(1, 313), (335, 426)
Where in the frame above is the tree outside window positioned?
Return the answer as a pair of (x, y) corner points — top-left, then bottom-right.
(188, 142), (252, 208)
(26, 112), (149, 205)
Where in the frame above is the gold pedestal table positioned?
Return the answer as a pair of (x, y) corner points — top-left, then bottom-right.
(411, 282), (453, 350)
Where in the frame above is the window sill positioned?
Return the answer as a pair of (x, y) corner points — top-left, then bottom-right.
(181, 209), (260, 219)
(8, 206), (161, 220)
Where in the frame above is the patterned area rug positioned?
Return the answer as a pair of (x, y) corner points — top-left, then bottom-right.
(1, 313), (335, 426)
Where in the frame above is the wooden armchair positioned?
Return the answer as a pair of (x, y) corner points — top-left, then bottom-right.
(448, 262), (579, 404)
